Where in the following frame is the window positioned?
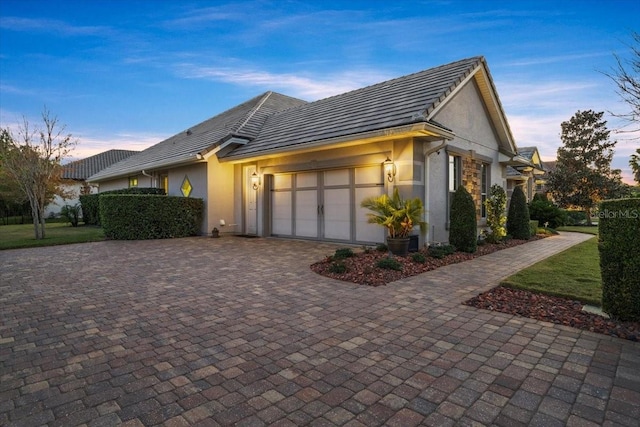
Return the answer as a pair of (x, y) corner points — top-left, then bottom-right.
(128, 177), (138, 188)
(481, 163), (489, 218)
(160, 175), (168, 194)
(448, 155), (460, 193)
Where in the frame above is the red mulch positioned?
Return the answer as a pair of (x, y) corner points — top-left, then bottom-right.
(463, 286), (640, 342)
(310, 236), (544, 287)
(310, 235), (640, 342)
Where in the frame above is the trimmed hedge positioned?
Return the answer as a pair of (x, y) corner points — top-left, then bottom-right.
(598, 198), (640, 321)
(528, 194), (567, 229)
(507, 186), (531, 240)
(449, 186), (477, 253)
(79, 194), (100, 225)
(80, 188), (166, 226)
(100, 194), (203, 240)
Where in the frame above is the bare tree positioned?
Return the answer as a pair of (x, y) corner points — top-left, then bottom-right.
(604, 32), (640, 135)
(0, 109), (76, 239)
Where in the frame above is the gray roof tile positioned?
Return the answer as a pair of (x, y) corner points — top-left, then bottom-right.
(64, 149), (139, 180)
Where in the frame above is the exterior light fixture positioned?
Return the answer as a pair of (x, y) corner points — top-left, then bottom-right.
(251, 171), (260, 190)
(383, 157), (396, 182)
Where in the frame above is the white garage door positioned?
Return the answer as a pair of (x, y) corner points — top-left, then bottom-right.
(271, 166), (385, 244)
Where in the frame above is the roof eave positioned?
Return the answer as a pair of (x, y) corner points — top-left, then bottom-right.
(221, 121), (455, 163)
(88, 153), (204, 182)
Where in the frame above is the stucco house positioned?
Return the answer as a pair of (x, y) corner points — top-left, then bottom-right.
(505, 146), (546, 202)
(89, 56), (529, 245)
(45, 149), (139, 217)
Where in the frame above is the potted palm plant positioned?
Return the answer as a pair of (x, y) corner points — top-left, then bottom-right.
(361, 188), (426, 256)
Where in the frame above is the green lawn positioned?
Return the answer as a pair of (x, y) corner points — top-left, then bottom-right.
(501, 235), (601, 306)
(0, 222), (105, 250)
(556, 225), (599, 235)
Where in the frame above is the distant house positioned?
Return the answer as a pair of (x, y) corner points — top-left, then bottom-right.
(45, 149), (139, 217)
(505, 146), (546, 201)
(89, 56), (531, 245)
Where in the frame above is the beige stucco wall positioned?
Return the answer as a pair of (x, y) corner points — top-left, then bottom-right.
(429, 78), (507, 243)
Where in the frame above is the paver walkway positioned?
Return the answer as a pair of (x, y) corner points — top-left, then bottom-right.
(1, 232), (638, 426)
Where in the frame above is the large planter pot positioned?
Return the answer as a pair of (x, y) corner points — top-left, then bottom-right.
(387, 237), (410, 257)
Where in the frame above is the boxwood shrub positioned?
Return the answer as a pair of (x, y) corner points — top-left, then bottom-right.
(80, 188), (166, 226)
(100, 194), (203, 240)
(598, 198), (640, 321)
(449, 186), (477, 253)
(79, 194), (100, 225)
(507, 186), (531, 240)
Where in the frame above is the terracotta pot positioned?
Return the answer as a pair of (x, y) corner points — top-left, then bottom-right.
(387, 237), (410, 256)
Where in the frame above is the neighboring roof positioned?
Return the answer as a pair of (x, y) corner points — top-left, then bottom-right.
(90, 56), (518, 181)
(64, 149), (139, 180)
(89, 92), (307, 181)
(517, 146), (536, 161)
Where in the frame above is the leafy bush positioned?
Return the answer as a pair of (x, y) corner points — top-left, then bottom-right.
(485, 184), (507, 243)
(102, 187), (166, 195)
(565, 210), (587, 225)
(599, 198), (640, 321)
(428, 244), (456, 259)
(60, 203), (81, 227)
(79, 194), (100, 225)
(100, 194), (203, 240)
(411, 252), (426, 263)
(329, 262), (347, 274)
(528, 194), (567, 229)
(333, 248), (355, 259)
(529, 220), (539, 237)
(449, 186), (477, 253)
(507, 186), (531, 240)
(376, 257), (403, 271)
(376, 243), (388, 252)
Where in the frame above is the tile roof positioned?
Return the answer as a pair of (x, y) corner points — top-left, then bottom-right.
(89, 92), (307, 181)
(226, 57), (483, 159)
(90, 56), (512, 181)
(63, 149), (139, 180)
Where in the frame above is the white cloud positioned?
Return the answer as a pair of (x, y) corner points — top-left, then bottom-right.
(175, 64), (391, 100)
(0, 16), (111, 37)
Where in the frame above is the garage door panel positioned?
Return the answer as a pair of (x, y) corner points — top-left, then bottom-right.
(324, 188), (350, 240)
(295, 189), (318, 237)
(272, 191), (292, 235)
(355, 187), (385, 243)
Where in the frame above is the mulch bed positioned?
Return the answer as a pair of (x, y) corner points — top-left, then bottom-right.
(464, 286), (640, 342)
(310, 235), (640, 342)
(310, 236), (544, 287)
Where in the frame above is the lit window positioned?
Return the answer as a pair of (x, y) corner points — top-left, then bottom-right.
(129, 177), (138, 188)
(181, 175), (192, 197)
(481, 164), (489, 218)
(160, 175), (168, 194)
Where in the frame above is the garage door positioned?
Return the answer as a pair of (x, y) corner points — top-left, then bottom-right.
(271, 166), (385, 244)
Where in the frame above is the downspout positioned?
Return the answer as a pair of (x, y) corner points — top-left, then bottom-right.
(424, 139), (448, 245)
(141, 170), (154, 187)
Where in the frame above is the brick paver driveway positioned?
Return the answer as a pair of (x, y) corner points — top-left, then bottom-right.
(1, 233), (639, 426)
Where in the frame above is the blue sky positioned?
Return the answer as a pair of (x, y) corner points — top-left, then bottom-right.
(1, 0), (638, 183)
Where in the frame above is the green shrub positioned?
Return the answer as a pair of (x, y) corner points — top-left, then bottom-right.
(449, 186), (477, 253)
(101, 187), (166, 195)
(484, 184), (507, 243)
(100, 194), (203, 240)
(507, 186), (531, 240)
(60, 203), (81, 227)
(333, 248), (355, 259)
(528, 194), (567, 229)
(329, 262), (347, 274)
(529, 220), (539, 237)
(376, 257), (403, 271)
(598, 198), (640, 321)
(566, 210), (587, 225)
(411, 252), (426, 263)
(79, 194), (100, 225)
(376, 243), (388, 252)
(428, 244), (456, 259)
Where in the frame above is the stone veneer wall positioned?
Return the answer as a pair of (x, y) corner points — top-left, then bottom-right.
(462, 157), (482, 220)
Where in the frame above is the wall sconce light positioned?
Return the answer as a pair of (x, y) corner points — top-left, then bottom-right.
(251, 171), (260, 190)
(383, 157), (396, 182)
